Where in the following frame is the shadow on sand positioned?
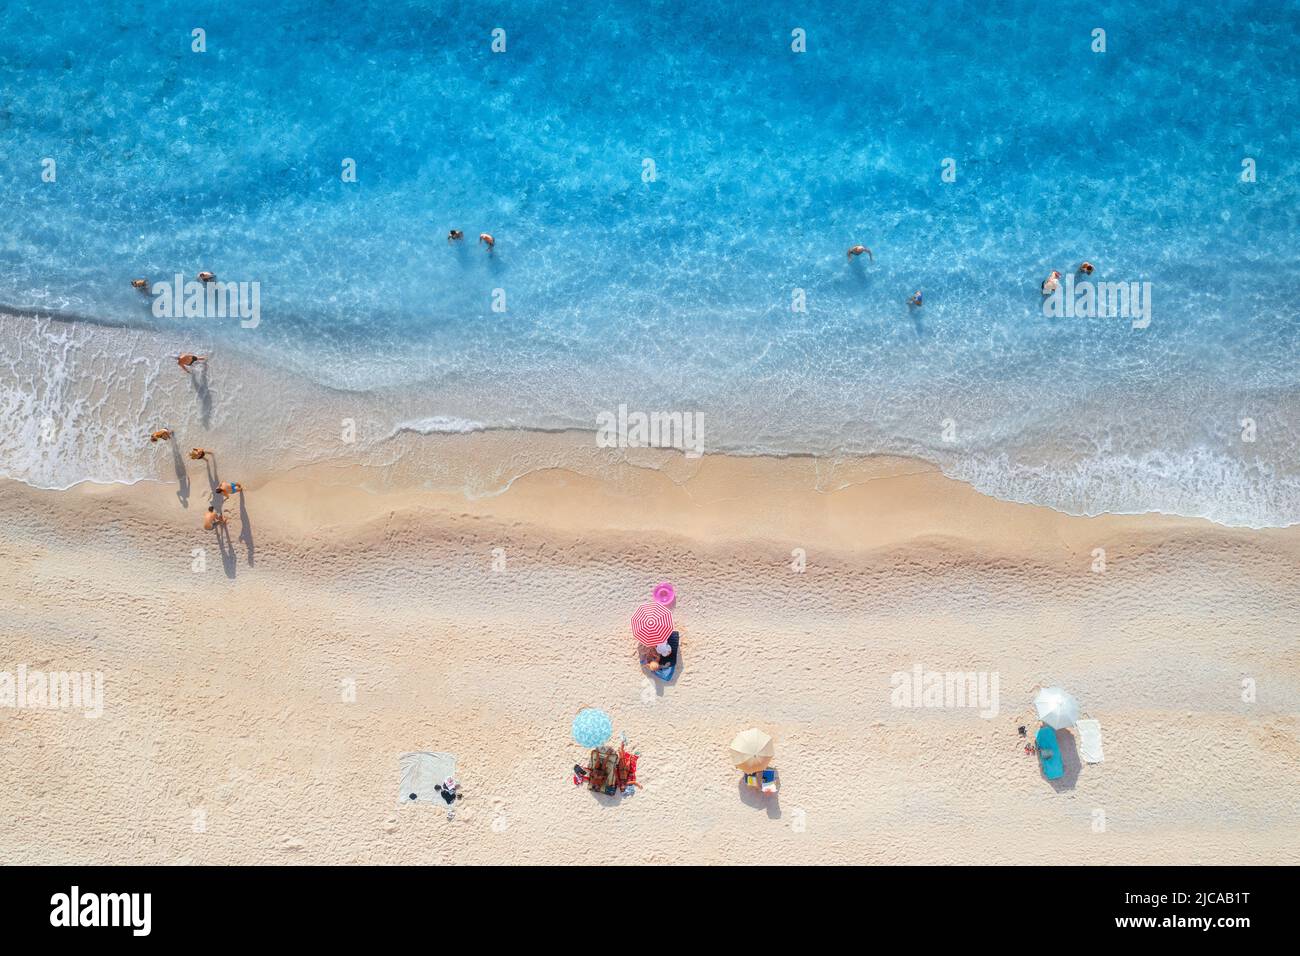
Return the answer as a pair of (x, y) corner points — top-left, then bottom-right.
(1047, 730), (1082, 792)
(737, 777), (782, 819)
(168, 438), (190, 506)
(189, 364), (214, 427)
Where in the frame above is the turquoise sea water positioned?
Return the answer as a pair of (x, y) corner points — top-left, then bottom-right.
(1, 1), (1298, 524)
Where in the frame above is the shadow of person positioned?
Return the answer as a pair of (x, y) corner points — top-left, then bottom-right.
(737, 776), (782, 819)
(190, 364), (214, 428)
(848, 256), (872, 287)
(236, 490), (254, 567)
(203, 456), (219, 495)
(1048, 730), (1082, 792)
(908, 303), (926, 337)
(215, 521), (237, 578)
(169, 438), (190, 507)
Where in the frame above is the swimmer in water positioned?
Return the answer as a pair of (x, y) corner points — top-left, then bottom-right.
(448, 229), (464, 243)
(131, 278), (149, 290)
(197, 271), (216, 283)
(150, 429), (172, 443)
(908, 290), (923, 308)
(177, 353), (207, 373)
(1078, 261), (1094, 276)
(479, 233), (495, 251)
(847, 245), (873, 262)
(1041, 271), (1062, 295)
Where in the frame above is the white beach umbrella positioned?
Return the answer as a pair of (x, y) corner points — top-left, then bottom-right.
(1034, 687), (1080, 730)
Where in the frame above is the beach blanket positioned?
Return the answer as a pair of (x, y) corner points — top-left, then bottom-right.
(398, 751), (457, 805)
(1076, 719), (1105, 763)
(651, 632), (680, 682)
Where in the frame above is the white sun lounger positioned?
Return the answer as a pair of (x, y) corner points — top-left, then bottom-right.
(1076, 719), (1104, 763)
(398, 751), (457, 805)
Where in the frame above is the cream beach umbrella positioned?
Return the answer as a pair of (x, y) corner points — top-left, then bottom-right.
(1033, 687), (1080, 730)
(729, 728), (775, 772)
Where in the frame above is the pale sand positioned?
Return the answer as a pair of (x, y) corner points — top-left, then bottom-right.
(1, 434), (1298, 865)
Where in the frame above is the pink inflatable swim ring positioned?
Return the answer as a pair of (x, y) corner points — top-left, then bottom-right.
(653, 582), (676, 607)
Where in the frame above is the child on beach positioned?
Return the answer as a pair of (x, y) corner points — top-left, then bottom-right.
(203, 507), (226, 531)
(150, 429), (172, 443)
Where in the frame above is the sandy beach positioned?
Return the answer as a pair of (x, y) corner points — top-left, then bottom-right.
(2, 433), (1297, 865)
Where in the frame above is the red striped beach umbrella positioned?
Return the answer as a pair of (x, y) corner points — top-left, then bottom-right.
(631, 601), (673, 647)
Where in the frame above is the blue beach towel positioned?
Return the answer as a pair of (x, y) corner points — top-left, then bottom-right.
(1036, 726), (1064, 781)
(650, 632), (680, 682)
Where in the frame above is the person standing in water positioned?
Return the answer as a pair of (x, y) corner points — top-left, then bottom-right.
(1041, 271), (1062, 295)
(189, 447), (208, 461)
(847, 245), (873, 262)
(1078, 261), (1094, 275)
(448, 229), (464, 243)
(479, 233), (495, 252)
(149, 429), (172, 443)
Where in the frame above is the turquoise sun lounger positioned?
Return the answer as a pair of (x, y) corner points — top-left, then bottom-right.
(1036, 726), (1064, 780)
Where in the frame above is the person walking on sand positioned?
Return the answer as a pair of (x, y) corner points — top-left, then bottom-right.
(448, 229), (464, 243)
(203, 506), (227, 531)
(189, 447), (208, 461)
(178, 353), (207, 373)
(1041, 270), (1062, 295)
(216, 481), (244, 497)
(479, 233), (495, 252)
(149, 429), (172, 443)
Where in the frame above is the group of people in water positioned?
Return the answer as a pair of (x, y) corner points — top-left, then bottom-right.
(447, 229), (494, 251)
(1042, 261), (1094, 295)
(848, 244), (1095, 306)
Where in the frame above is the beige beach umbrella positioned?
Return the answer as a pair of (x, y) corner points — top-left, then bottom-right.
(729, 728), (775, 772)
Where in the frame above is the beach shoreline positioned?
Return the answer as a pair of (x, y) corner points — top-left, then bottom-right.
(2, 443), (1297, 865)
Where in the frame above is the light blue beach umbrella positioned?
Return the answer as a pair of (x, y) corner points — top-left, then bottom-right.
(572, 708), (613, 748)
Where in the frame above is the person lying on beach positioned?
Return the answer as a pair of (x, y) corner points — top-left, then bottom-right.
(640, 639), (677, 671)
(149, 429), (172, 443)
(448, 229), (464, 242)
(189, 447), (208, 461)
(847, 245), (873, 262)
(203, 506), (227, 531)
(216, 481), (244, 497)
(1078, 261), (1094, 275)
(131, 278), (149, 290)
(197, 271), (216, 283)
(177, 353), (207, 373)
(479, 233), (495, 251)
(1041, 271), (1062, 295)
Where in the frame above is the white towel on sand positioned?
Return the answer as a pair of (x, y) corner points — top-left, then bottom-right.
(398, 751), (457, 805)
(1076, 720), (1104, 763)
